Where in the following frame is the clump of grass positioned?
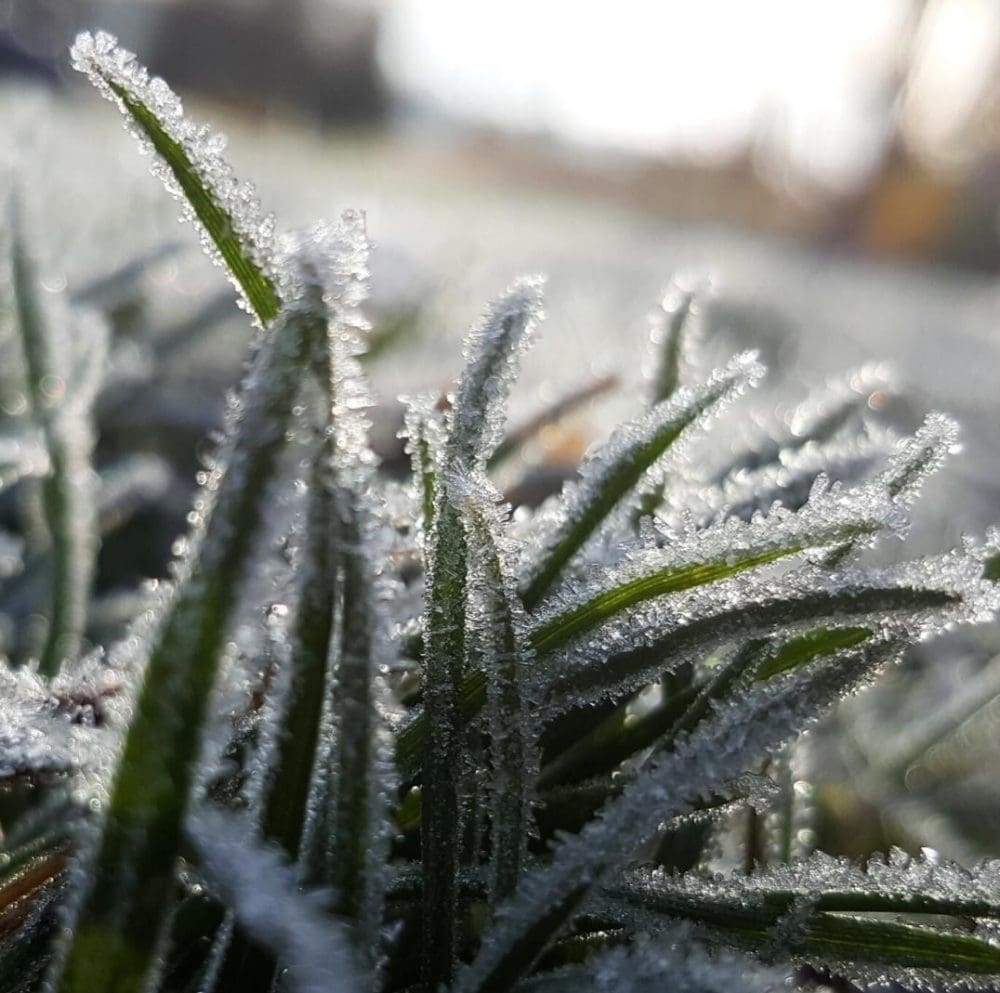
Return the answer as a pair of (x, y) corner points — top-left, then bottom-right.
(1, 29), (999, 993)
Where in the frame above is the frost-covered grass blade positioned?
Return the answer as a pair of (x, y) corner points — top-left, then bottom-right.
(608, 851), (1000, 982)
(9, 198), (102, 676)
(520, 352), (764, 610)
(458, 475), (535, 902)
(51, 287), (325, 993)
(71, 32), (281, 324)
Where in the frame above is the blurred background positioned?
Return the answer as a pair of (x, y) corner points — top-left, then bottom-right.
(3, 0), (1000, 862)
(8, 0), (1000, 263)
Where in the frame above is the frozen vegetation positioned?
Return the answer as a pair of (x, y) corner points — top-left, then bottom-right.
(0, 28), (998, 993)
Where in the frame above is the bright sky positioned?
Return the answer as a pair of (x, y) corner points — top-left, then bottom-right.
(379, 0), (1000, 191)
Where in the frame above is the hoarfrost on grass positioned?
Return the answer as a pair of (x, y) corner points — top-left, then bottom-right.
(70, 31), (282, 321)
(189, 809), (364, 993)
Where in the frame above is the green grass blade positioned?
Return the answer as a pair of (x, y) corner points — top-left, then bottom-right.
(445, 278), (544, 470)
(647, 281), (698, 406)
(258, 450), (337, 857)
(51, 293), (322, 993)
(543, 583), (958, 709)
(520, 352), (764, 610)
(754, 626), (873, 680)
(459, 476), (534, 902)
(402, 393), (445, 534)
(325, 487), (396, 961)
(419, 280), (543, 988)
(420, 493), (469, 988)
(9, 198), (102, 676)
(71, 32), (281, 325)
(530, 519), (880, 656)
(611, 854), (1000, 978)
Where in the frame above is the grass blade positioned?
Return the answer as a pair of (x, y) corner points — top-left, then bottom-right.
(327, 489), (398, 964)
(530, 515), (884, 657)
(420, 280), (543, 988)
(610, 852), (1000, 981)
(50, 287), (324, 993)
(445, 278), (544, 471)
(520, 352), (764, 610)
(401, 393), (445, 535)
(71, 32), (281, 325)
(543, 580), (961, 711)
(646, 280), (699, 406)
(420, 492), (468, 986)
(458, 475), (535, 902)
(456, 643), (899, 992)
(9, 198), (103, 676)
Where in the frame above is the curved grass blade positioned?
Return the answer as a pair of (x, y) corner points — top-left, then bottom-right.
(455, 642), (900, 993)
(520, 351), (764, 610)
(445, 277), (544, 471)
(50, 288), (324, 993)
(530, 512), (885, 657)
(71, 32), (281, 325)
(647, 280), (699, 406)
(543, 579), (963, 712)
(10, 198), (102, 676)
(609, 852), (1000, 982)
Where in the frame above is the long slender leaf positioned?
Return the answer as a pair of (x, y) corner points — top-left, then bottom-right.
(543, 582), (958, 711)
(401, 393), (445, 535)
(71, 32), (281, 325)
(455, 643), (900, 993)
(420, 280), (543, 988)
(50, 287), (324, 993)
(327, 487), (396, 960)
(530, 517), (881, 656)
(520, 352), (764, 610)
(647, 281), (698, 406)
(10, 198), (103, 676)
(608, 852), (1000, 981)
(459, 475), (535, 902)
